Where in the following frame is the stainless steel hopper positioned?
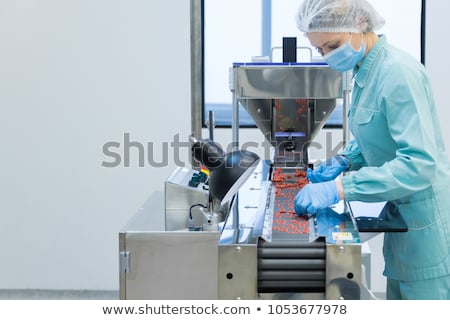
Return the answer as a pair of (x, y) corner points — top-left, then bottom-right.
(231, 62), (343, 167)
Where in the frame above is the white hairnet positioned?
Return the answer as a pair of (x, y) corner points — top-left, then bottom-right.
(296, 0), (385, 33)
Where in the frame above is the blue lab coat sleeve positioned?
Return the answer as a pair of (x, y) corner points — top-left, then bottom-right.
(340, 139), (367, 171)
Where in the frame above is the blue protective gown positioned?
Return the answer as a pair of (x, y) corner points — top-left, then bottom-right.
(340, 36), (450, 286)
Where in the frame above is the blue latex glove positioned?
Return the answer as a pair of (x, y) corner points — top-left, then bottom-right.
(307, 155), (350, 183)
(294, 181), (340, 216)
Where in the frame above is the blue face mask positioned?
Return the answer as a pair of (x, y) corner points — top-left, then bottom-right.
(323, 40), (366, 72)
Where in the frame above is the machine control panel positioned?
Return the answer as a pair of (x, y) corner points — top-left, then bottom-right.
(188, 171), (208, 188)
(165, 167), (210, 231)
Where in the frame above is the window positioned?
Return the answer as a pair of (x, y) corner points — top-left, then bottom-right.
(202, 0), (424, 128)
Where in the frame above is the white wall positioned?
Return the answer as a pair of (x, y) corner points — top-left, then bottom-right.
(0, 0), (191, 290)
(426, 2), (450, 151)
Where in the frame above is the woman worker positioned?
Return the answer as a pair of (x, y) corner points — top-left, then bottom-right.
(294, 0), (450, 299)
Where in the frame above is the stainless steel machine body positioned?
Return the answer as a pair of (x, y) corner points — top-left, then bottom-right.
(119, 63), (367, 300)
(119, 162), (363, 299)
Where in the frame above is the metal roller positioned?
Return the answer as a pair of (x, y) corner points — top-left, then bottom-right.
(257, 238), (326, 293)
(258, 270), (325, 280)
(258, 259), (325, 270)
(258, 239), (324, 248)
(258, 280), (325, 292)
(258, 248), (325, 259)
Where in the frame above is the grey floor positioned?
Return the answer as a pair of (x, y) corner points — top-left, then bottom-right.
(0, 289), (119, 300)
(0, 289), (384, 300)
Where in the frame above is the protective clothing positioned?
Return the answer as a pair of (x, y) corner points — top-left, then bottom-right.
(340, 35), (450, 287)
(296, 0), (385, 33)
(322, 38), (366, 72)
(294, 181), (339, 215)
(307, 155), (350, 182)
(386, 276), (450, 300)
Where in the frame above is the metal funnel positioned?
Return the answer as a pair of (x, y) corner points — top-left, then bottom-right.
(232, 63), (343, 166)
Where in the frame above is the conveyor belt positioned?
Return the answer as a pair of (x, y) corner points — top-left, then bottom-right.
(271, 167), (310, 235)
(257, 167), (326, 293)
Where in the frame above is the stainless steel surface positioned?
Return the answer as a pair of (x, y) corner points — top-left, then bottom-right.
(234, 64), (343, 99)
(190, 0), (203, 168)
(120, 231), (220, 300)
(219, 245), (258, 299)
(326, 244), (362, 300)
(342, 71), (353, 150)
(119, 191), (165, 300)
(231, 63), (343, 166)
(119, 251), (130, 274)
